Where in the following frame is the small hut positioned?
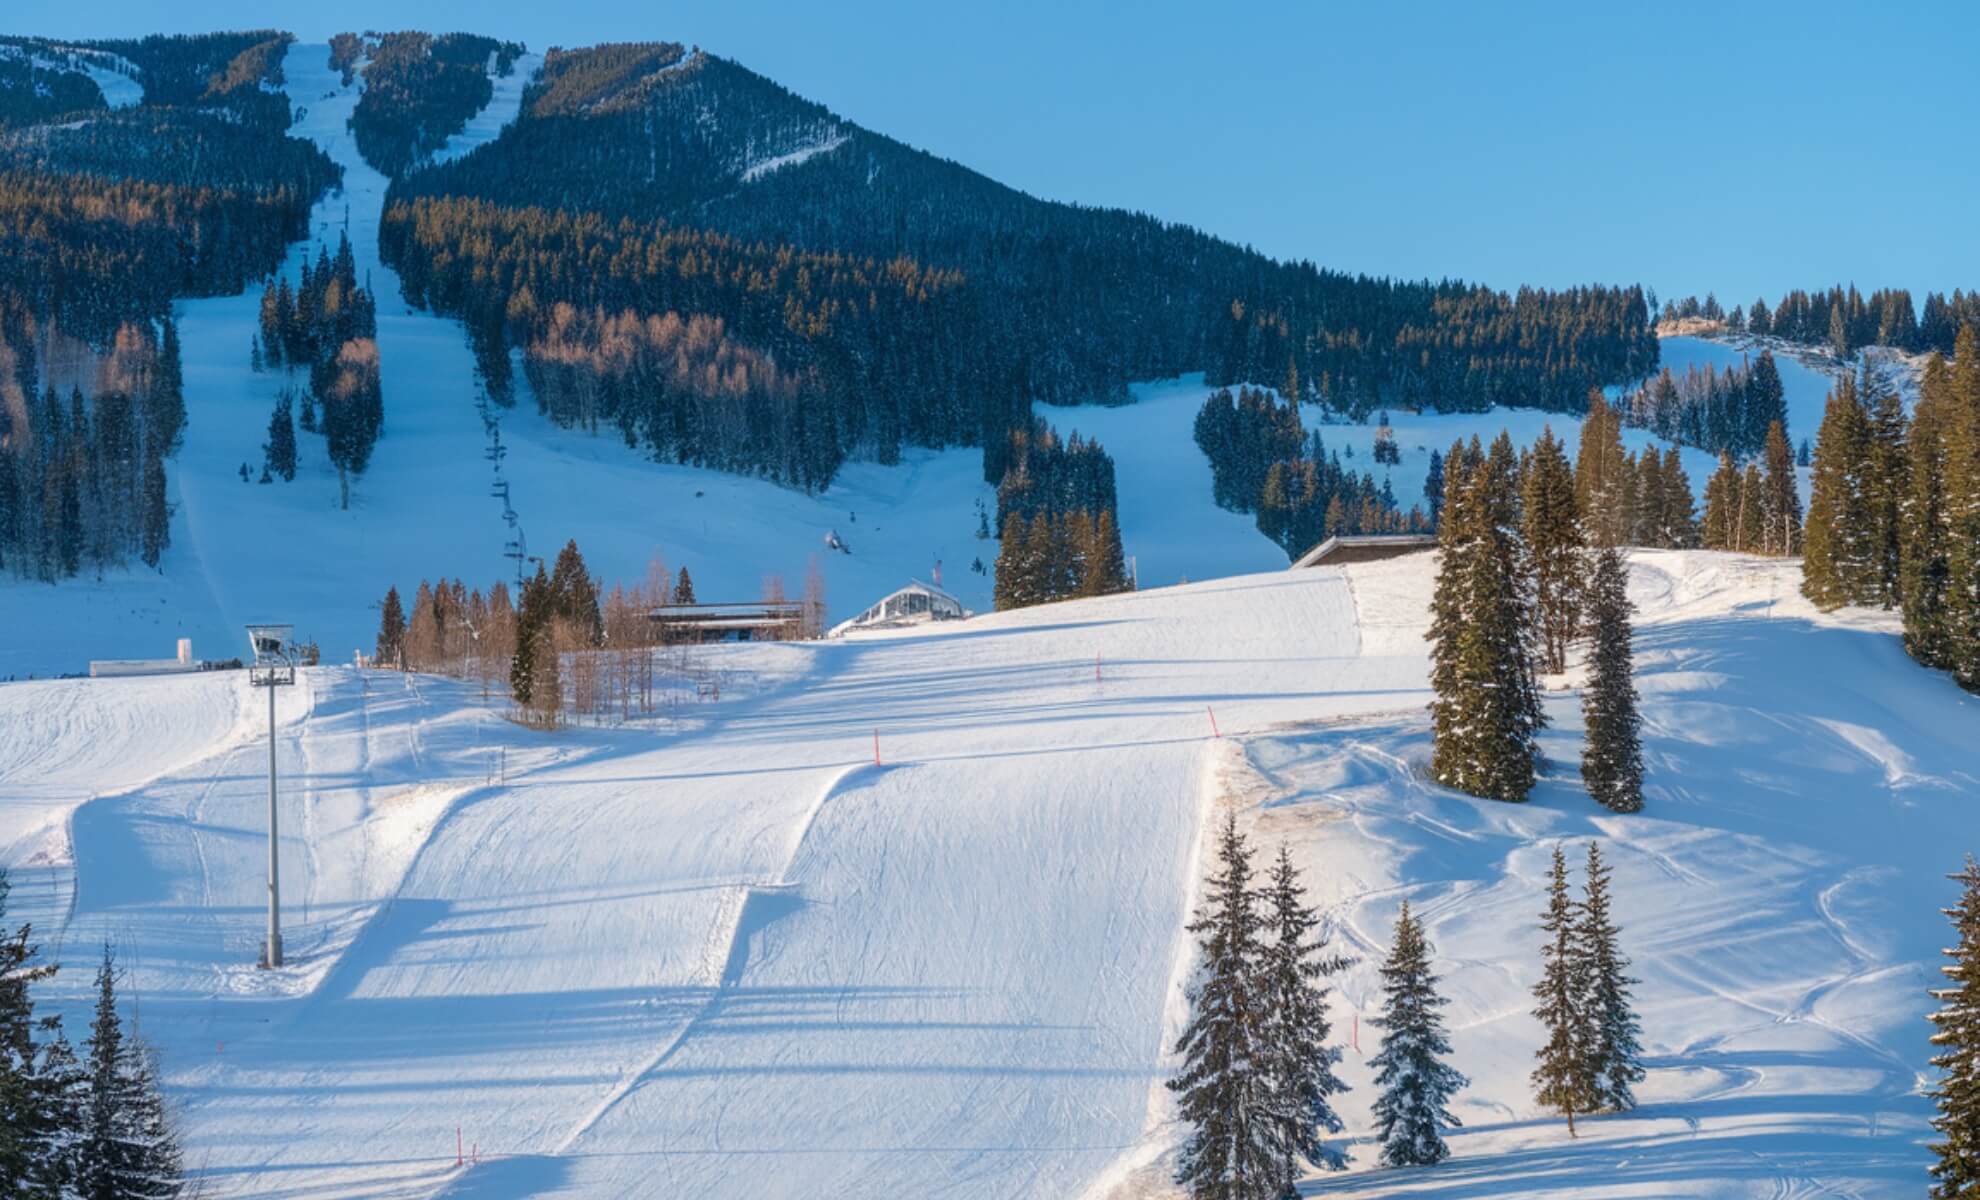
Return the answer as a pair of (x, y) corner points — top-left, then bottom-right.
(1289, 533), (1438, 570)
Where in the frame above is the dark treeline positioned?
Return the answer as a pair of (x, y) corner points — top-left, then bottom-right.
(0, 169), (316, 344)
(1800, 329), (1980, 694)
(0, 39), (111, 128)
(379, 195), (1012, 490)
(346, 31), (527, 176)
(1192, 386), (1423, 557)
(0, 33), (335, 583)
(257, 234), (383, 507)
(0, 309), (183, 578)
(387, 42), (1659, 486)
(0, 99), (338, 199)
(88, 29), (289, 105)
(992, 423), (1130, 608)
(1211, 284), (1658, 419)
(1669, 285), (1980, 361)
(1619, 351), (1787, 462)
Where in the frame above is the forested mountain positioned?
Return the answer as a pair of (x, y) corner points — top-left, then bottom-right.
(0, 38), (114, 127)
(345, 31), (526, 176)
(389, 41), (1657, 487)
(0, 31), (339, 581)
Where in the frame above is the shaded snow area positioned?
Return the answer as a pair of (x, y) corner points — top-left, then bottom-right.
(4, 548), (1970, 1198)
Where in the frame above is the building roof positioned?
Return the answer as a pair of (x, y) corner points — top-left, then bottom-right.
(829, 580), (968, 638)
(1289, 533), (1438, 570)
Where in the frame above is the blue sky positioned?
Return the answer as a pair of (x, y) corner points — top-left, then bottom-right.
(14, 1), (1977, 304)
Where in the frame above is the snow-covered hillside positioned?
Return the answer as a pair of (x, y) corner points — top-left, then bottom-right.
(3, 546), (1967, 1198)
(0, 44), (1852, 682)
(0, 44), (1004, 679)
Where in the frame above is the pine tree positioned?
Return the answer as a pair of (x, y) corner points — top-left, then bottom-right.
(1578, 843), (1644, 1113)
(1945, 326), (1980, 692)
(992, 512), (1034, 610)
(1257, 847), (1349, 1187)
(1368, 901), (1467, 1167)
(1803, 377), (1873, 609)
(1904, 353), (1956, 668)
(1760, 419), (1802, 556)
(1532, 845), (1595, 1136)
(0, 869), (70, 1200)
(1650, 447), (1697, 547)
(1575, 393), (1629, 548)
(137, 440), (168, 571)
(1424, 449), (1446, 527)
(672, 566), (696, 606)
(1169, 814), (1278, 1199)
(75, 945), (181, 1200)
(375, 586), (406, 668)
(1863, 364), (1909, 607)
(1929, 856), (1980, 1197)
(264, 393), (297, 483)
(1580, 547), (1644, 814)
(1701, 452), (1738, 550)
(1521, 427), (1585, 674)
(1428, 449), (1542, 802)
(510, 564), (552, 707)
(1735, 464), (1766, 554)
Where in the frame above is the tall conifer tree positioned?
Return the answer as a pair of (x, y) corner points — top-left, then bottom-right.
(1905, 353), (1957, 667)
(1532, 846), (1595, 1136)
(1368, 902), (1467, 1167)
(1929, 856), (1980, 1197)
(1257, 847), (1349, 1187)
(1522, 426), (1584, 674)
(1579, 843), (1644, 1112)
(1169, 814), (1277, 1199)
(1580, 548), (1643, 813)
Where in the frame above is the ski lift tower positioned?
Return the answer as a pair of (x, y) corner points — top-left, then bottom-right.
(245, 623), (295, 968)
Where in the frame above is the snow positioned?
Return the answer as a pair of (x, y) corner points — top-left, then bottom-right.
(739, 128), (849, 182)
(426, 52), (542, 167)
(4, 547), (1967, 1197)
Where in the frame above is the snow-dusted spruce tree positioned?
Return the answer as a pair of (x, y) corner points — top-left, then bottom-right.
(77, 945), (183, 1199)
(1580, 547), (1644, 814)
(1257, 846), (1349, 1190)
(1368, 901), (1467, 1167)
(1578, 843), (1644, 1112)
(1428, 439), (1542, 802)
(1168, 814), (1278, 1199)
(1521, 426), (1585, 675)
(1902, 352), (1956, 670)
(1531, 845), (1595, 1136)
(1929, 856), (1980, 1197)
(1802, 373), (1874, 609)
(0, 868), (73, 1199)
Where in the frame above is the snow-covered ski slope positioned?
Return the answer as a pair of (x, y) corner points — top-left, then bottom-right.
(0, 43), (1002, 678)
(3, 547), (1969, 1198)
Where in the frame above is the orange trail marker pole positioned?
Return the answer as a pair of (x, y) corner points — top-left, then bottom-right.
(1208, 706), (1221, 738)
(873, 730), (882, 767)
(456, 1126), (463, 1168)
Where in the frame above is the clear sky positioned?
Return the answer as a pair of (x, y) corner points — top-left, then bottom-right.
(13, 0), (1977, 305)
